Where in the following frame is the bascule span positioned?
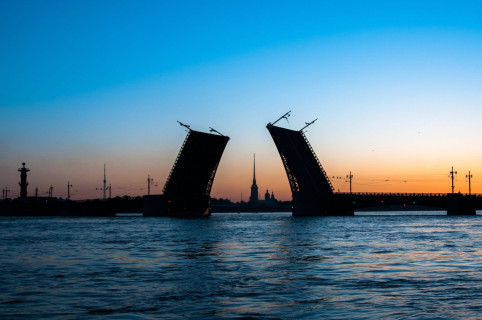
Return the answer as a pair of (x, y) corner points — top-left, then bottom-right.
(266, 114), (477, 216)
(144, 126), (229, 217)
(267, 121), (353, 216)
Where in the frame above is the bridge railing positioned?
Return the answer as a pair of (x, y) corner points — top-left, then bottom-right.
(335, 192), (482, 197)
(336, 192), (446, 197)
(163, 129), (191, 194)
(301, 131), (334, 192)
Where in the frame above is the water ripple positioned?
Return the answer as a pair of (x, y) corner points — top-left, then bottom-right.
(0, 214), (481, 319)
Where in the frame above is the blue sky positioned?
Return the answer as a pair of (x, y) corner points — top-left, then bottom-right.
(1, 1), (482, 199)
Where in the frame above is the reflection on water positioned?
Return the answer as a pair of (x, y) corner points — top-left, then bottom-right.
(1, 213), (481, 319)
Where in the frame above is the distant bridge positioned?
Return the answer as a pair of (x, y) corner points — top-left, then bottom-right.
(334, 192), (481, 212)
(267, 112), (478, 216)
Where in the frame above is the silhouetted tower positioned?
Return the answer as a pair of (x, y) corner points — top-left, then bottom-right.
(249, 154), (258, 203)
(18, 162), (30, 198)
(466, 171), (473, 195)
(147, 175), (153, 195)
(109, 183), (112, 199)
(347, 171), (354, 194)
(449, 166), (457, 194)
(35, 186), (38, 197)
(67, 181), (73, 200)
(103, 164), (106, 201)
(48, 185), (54, 198)
(264, 189), (270, 201)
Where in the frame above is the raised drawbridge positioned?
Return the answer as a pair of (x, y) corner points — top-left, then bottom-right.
(267, 112), (353, 216)
(158, 122), (229, 217)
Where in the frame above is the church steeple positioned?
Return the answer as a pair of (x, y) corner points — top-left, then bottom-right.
(252, 154), (256, 184)
(249, 154), (258, 203)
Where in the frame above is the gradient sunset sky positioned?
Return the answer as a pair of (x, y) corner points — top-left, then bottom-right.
(1, 1), (482, 200)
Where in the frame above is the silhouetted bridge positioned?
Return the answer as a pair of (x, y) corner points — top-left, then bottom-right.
(2, 116), (479, 217)
(267, 112), (478, 216)
(333, 192), (481, 212)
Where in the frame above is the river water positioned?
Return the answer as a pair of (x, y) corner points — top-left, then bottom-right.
(1, 212), (481, 319)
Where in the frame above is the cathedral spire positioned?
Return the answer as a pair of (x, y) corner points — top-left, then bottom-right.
(249, 153), (258, 203)
(253, 154), (256, 184)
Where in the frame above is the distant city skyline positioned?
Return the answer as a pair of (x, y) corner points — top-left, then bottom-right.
(2, 1), (482, 200)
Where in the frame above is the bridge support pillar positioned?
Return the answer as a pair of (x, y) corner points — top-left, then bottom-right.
(447, 194), (476, 215)
(143, 195), (167, 216)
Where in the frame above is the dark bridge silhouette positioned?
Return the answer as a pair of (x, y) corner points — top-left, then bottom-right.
(1, 124), (229, 217)
(0, 117), (478, 217)
(144, 125), (229, 217)
(267, 113), (353, 216)
(267, 112), (477, 216)
(342, 192), (476, 215)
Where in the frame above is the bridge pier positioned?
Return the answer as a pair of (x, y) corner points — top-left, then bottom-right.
(447, 194), (476, 215)
(143, 195), (167, 216)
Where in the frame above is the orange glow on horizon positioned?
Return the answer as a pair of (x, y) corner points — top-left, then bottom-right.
(2, 137), (481, 201)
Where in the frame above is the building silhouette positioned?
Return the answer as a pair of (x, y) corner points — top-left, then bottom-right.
(248, 154), (277, 205)
(18, 163), (29, 198)
(264, 189), (277, 202)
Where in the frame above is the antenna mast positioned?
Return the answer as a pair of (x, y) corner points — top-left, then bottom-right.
(103, 164), (106, 201)
(270, 110), (291, 126)
(147, 175), (153, 195)
(346, 171), (354, 194)
(177, 121), (191, 131)
(449, 166), (457, 194)
(466, 171), (473, 195)
(2, 187), (10, 200)
(209, 127), (225, 136)
(67, 181), (73, 200)
(300, 118), (318, 132)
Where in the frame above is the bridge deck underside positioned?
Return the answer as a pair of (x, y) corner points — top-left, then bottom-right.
(267, 125), (333, 197)
(163, 130), (229, 202)
(335, 193), (447, 210)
